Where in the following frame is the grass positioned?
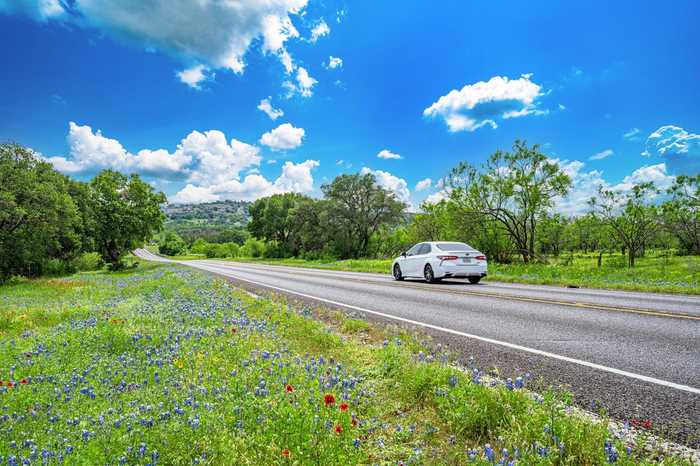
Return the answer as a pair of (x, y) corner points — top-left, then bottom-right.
(204, 252), (700, 295)
(0, 263), (693, 464)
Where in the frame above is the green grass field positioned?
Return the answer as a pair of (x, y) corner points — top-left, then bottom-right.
(220, 252), (700, 295)
(0, 263), (693, 464)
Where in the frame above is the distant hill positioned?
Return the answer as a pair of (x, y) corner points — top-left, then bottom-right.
(164, 200), (251, 242)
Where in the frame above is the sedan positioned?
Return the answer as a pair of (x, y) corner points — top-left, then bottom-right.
(392, 241), (487, 284)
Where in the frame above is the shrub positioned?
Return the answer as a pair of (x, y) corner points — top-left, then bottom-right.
(241, 238), (266, 258)
(72, 252), (104, 271)
(158, 231), (187, 256)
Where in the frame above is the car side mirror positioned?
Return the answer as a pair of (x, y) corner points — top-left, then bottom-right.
(401, 251), (407, 257)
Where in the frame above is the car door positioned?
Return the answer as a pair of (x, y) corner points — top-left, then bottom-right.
(403, 243), (423, 276)
(415, 243), (432, 275)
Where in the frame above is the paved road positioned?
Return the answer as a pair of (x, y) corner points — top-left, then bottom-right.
(134, 249), (700, 446)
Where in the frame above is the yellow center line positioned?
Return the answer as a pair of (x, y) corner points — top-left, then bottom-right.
(202, 260), (700, 321)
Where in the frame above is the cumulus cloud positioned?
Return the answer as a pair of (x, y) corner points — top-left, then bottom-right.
(171, 159), (319, 204)
(377, 149), (401, 160)
(623, 127), (641, 141)
(309, 19), (330, 42)
(642, 125), (700, 175)
(259, 123), (305, 151)
(549, 158), (675, 215)
(283, 66), (317, 98)
(257, 97), (284, 120)
(326, 56), (343, 69)
(415, 178), (432, 191)
(3, 0), (309, 81)
(589, 149), (613, 161)
(360, 167), (410, 204)
(177, 65), (211, 89)
(423, 74), (545, 132)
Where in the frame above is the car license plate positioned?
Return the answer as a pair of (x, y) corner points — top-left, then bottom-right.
(461, 257), (472, 264)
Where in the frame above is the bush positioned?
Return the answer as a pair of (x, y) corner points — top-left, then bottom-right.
(158, 231), (186, 256)
(263, 240), (287, 258)
(241, 238), (266, 258)
(72, 252), (104, 271)
(42, 258), (75, 276)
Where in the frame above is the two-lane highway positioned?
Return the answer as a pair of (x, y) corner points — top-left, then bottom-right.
(134, 249), (700, 446)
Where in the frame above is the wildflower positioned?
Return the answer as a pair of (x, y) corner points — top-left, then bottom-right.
(484, 444), (495, 461)
(641, 419), (652, 429)
(231, 327), (237, 334)
(339, 402), (349, 412)
(285, 384), (294, 393)
(335, 424), (343, 434)
(351, 417), (358, 427)
(281, 449), (290, 458)
(353, 438), (360, 449)
(324, 393), (336, 406)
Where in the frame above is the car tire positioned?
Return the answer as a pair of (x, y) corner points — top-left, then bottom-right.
(393, 264), (404, 281)
(468, 277), (481, 284)
(424, 264), (437, 284)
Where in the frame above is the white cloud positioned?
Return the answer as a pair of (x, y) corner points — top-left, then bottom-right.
(4, 0), (309, 82)
(179, 131), (261, 185)
(171, 159), (319, 204)
(642, 125), (700, 175)
(423, 74), (545, 132)
(377, 149), (402, 160)
(283, 66), (317, 98)
(310, 19), (330, 42)
(326, 56), (343, 69)
(623, 127), (641, 141)
(558, 103), (567, 111)
(259, 123), (305, 151)
(360, 167), (410, 204)
(415, 178), (432, 191)
(257, 97), (284, 120)
(423, 189), (451, 205)
(549, 158), (675, 215)
(176, 65), (211, 89)
(589, 149), (613, 161)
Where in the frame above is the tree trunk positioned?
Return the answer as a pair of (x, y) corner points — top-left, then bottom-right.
(597, 251), (603, 268)
(628, 248), (635, 268)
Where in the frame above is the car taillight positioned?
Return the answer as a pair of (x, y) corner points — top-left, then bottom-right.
(475, 255), (486, 261)
(437, 255), (459, 261)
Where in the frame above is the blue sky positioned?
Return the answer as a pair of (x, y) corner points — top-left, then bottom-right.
(1, 0), (698, 212)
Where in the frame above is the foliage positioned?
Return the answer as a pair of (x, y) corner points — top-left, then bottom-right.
(662, 175), (700, 255)
(0, 264), (689, 464)
(0, 143), (83, 281)
(591, 183), (661, 267)
(90, 170), (167, 269)
(248, 193), (310, 256)
(158, 230), (187, 256)
(240, 237), (266, 258)
(71, 252), (104, 272)
(448, 140), (571, 263)
(322, 173), (407, 258)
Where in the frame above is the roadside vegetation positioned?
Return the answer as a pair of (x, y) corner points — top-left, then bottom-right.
(0, 263), (693, 464)
(0, 143), (166, 282)
(154, 141), (699, 294)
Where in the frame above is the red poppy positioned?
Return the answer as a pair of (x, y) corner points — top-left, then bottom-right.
(19, 378), (28, 385)
(351, 418), (358, 427)
(641, 419), (652, 429)
(324, 393), (336, 406)
(6, 381), (13, 388)
(631, 418), (640, 427)
(285, 384), (294, 393)
(231, 327), (237, 334)
(335, 424), (343, 434)
(0, 380), (3, 387)
(339, 402), (349, 412)
(281, 449), (290, 458)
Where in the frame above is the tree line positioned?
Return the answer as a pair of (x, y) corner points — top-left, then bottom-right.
(228, 140), (697, 267)
(0, 143), (166, 282)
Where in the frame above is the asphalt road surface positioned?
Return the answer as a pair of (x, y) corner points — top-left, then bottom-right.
(134, 249), (700, 446)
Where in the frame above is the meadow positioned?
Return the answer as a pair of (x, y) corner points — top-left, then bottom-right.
(0, 263), (693, 465)
(224, 252), (700, 295)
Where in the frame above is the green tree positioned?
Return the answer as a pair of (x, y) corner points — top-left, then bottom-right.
(0, 143), (83, 281)
(248, 193), (310, 256)
(590, 183), (660, 267)
(537, 214), (568, 257)
(448, 140), (571, 262)
(90, 170), (166, 269)
(322, 173), (406, 258)
(662, 175), (700, 255)
(158, 230), (186, 256)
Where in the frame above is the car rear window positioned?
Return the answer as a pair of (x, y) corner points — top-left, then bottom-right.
(436, 242), (473, 251)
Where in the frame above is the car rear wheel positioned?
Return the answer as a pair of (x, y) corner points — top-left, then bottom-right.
(468, 276), (481, 284)
(393, 264), (404, 281)
(424, 264), (438, 283)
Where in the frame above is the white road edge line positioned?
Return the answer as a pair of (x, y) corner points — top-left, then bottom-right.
(135, 251), (700, 395)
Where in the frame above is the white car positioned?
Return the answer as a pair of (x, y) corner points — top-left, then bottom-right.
(392, 241), (487, 284)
